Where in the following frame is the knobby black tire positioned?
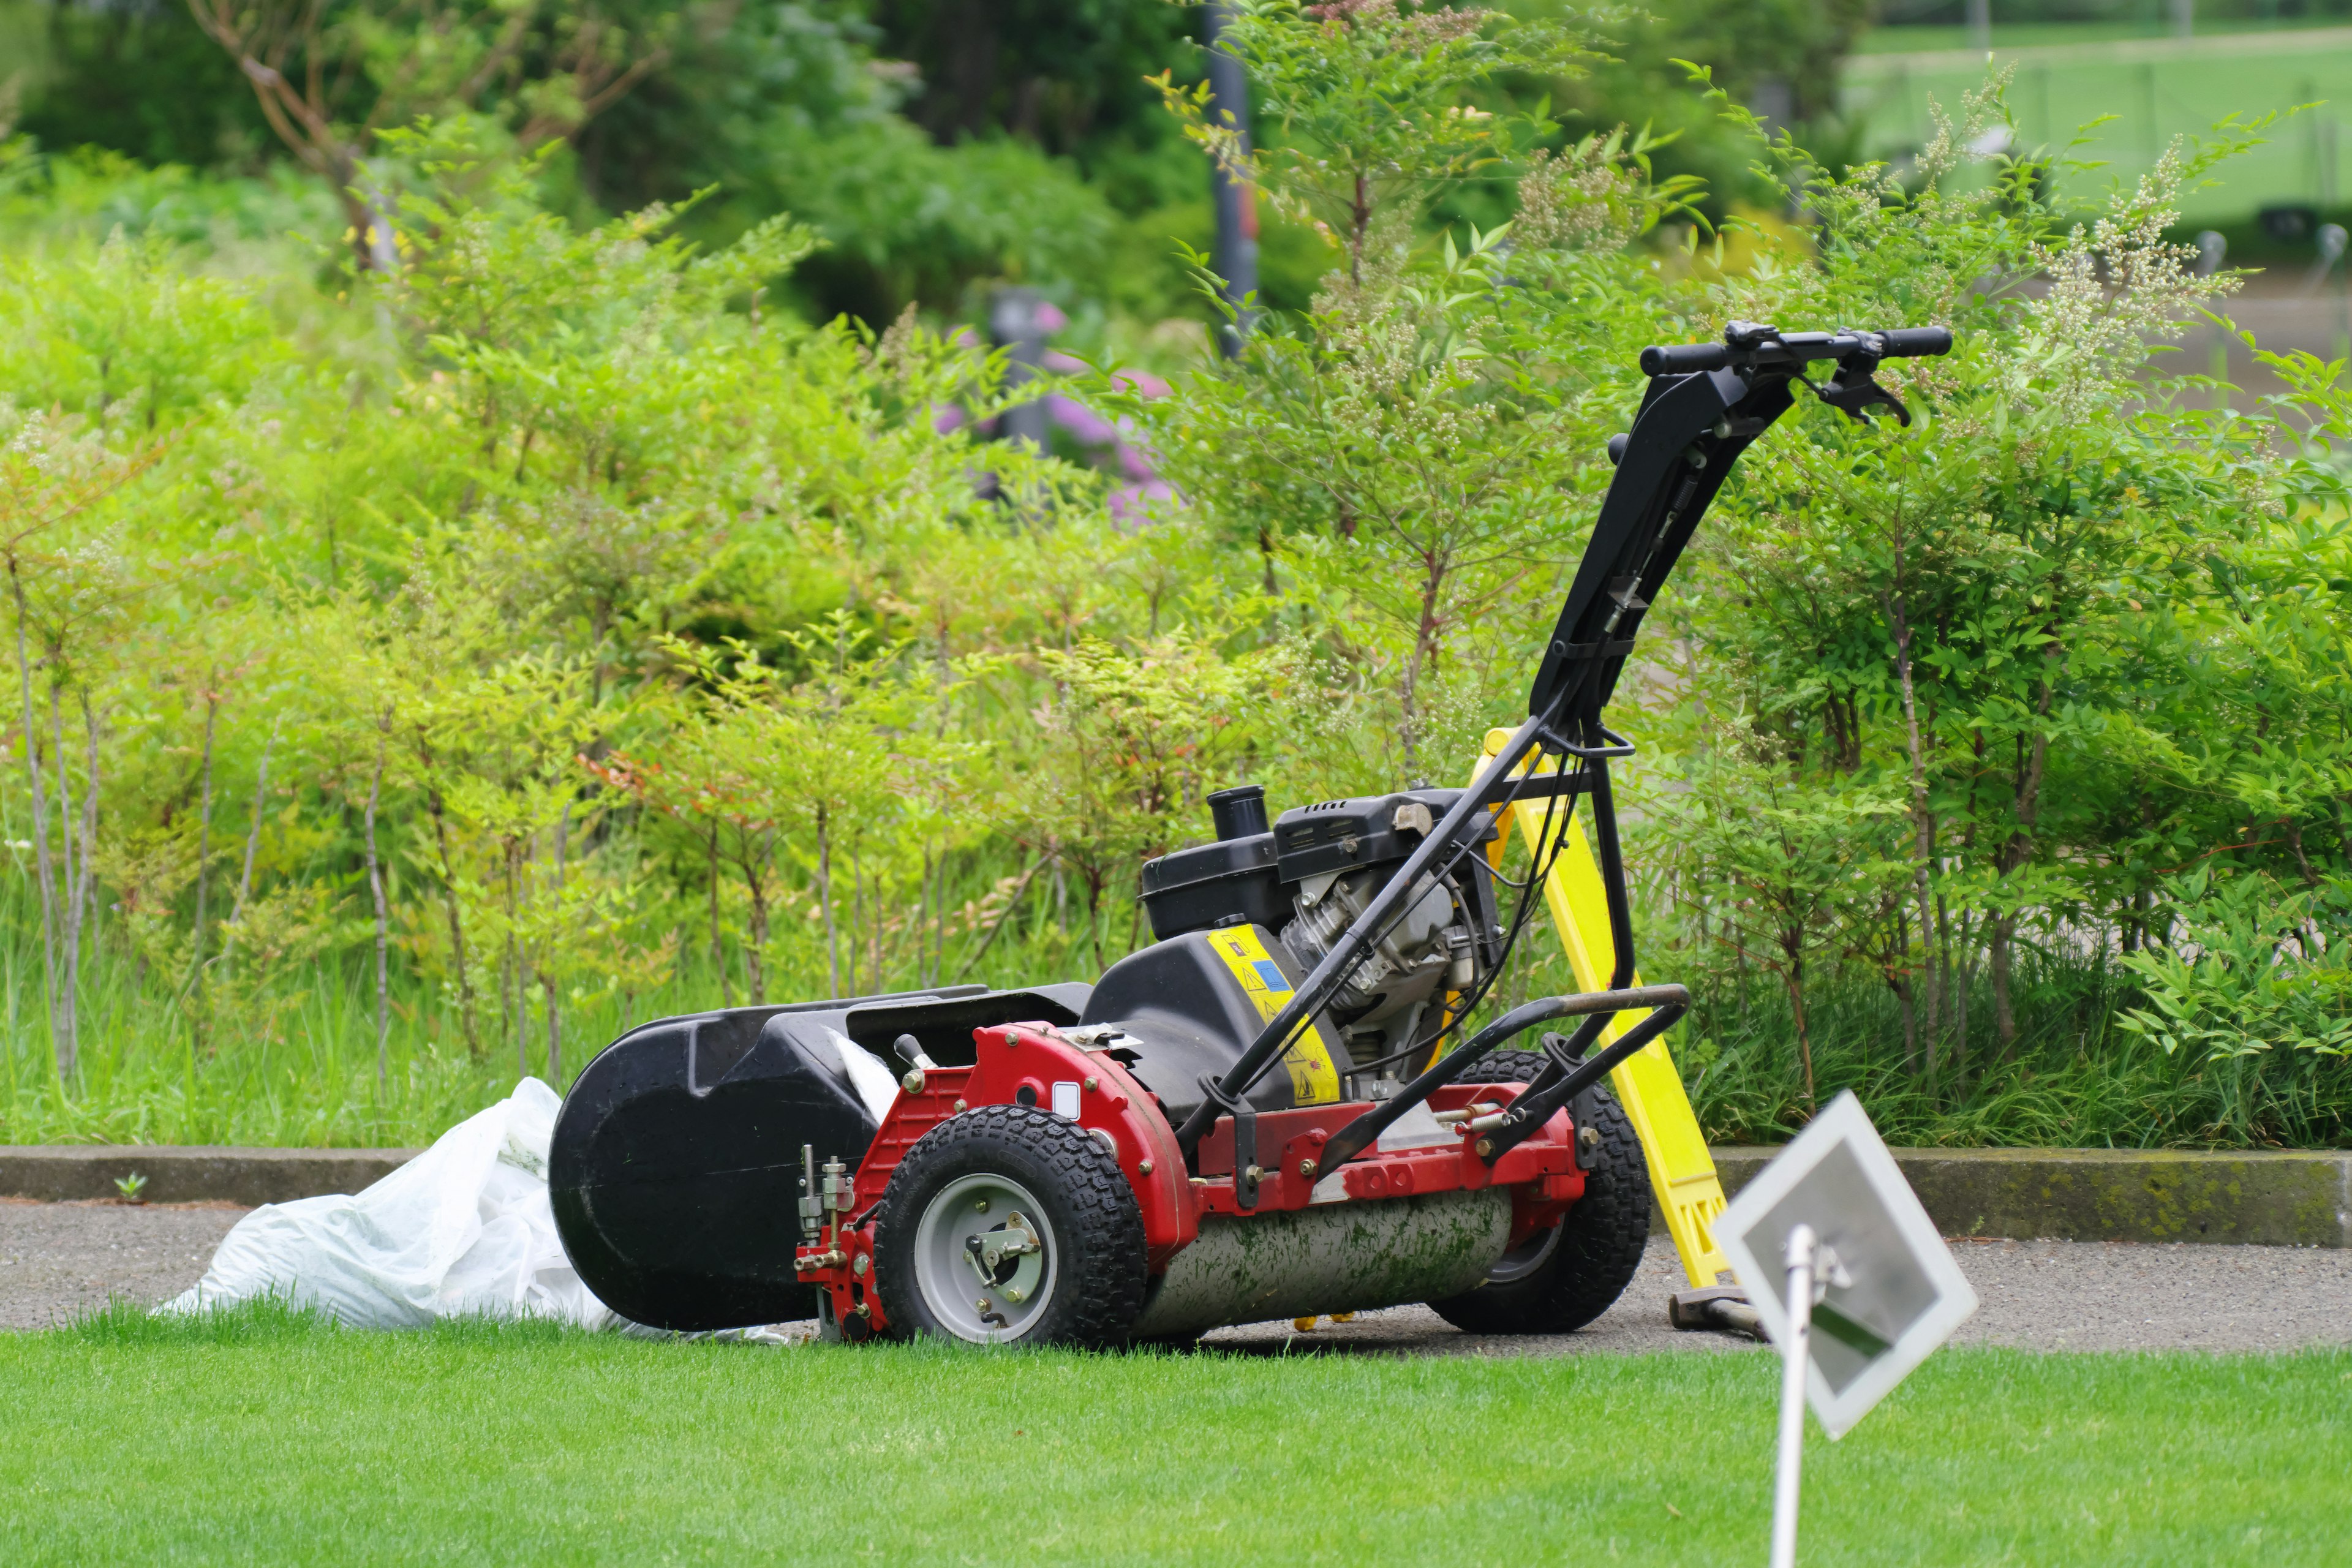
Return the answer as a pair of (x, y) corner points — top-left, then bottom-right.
(1425, 1048), (1650, 1335)
(874, 1104), (1148, 1348)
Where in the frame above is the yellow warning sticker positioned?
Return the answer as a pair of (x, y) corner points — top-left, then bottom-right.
(1204, 926), (1341, 1105)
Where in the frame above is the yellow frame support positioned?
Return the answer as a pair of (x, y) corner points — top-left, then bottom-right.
(1472, 729), (1728, 1288)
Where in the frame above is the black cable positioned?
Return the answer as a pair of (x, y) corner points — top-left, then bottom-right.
(1212, 659), (1602, 1114)
(1347, 769), (1582, 1079)
(1224, 748), (1575, 1101)
(1412, 784), (1580, 1061)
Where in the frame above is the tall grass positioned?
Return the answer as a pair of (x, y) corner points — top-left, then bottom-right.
(6, 862), (2348, 1150)
(1675, 945), (2352, 1151)
(0, 852), (1116, 1147)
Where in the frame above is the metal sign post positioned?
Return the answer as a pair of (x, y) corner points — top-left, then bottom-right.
(1768, 1223), (1816, 1568)
(1716, 1091), (1981, 1564)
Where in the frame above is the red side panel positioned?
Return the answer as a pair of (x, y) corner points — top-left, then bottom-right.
(853, 1025), (1198, 1269)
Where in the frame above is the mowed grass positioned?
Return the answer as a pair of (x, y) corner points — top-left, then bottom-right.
(1, 1306), (2346, 1566)
(1842, 29), (2352, 223)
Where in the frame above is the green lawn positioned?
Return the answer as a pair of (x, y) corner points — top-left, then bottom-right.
(1842, 25), (2352, 225)
(1, 1307), (2345, 1565)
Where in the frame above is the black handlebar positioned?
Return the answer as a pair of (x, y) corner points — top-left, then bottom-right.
(1639, 323), (1953, 377)
(1878, 326), (1956, 358)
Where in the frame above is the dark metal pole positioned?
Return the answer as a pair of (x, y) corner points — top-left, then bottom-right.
(1204, 0), (1258, 355)
(988, 287), (1052, 452)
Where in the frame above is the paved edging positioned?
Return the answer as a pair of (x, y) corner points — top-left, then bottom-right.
(6, 1143), (2349, 1246)
(1683, 1147), (2352, 1248)
(0, 1145), (421, 1207)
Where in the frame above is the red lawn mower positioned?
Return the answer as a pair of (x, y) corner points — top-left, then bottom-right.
(548, 322), (1952, 1346)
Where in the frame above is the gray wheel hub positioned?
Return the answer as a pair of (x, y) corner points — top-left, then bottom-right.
(911, 1172), (1060, 1342)
(1485, 1219), (1562, 1286)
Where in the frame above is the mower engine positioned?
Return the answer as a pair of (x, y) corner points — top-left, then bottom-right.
(1135, 783), (1504, 1099)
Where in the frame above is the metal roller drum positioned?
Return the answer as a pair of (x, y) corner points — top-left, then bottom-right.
(1129, 1188), (1512, 1338)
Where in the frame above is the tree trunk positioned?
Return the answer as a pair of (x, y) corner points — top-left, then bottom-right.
(919, 843), (935, 989)
(1936, 891), (1953, 1088)
(1893, 908), (1918, 1079)
(1988, 911), (2016, 1053)
(9, 567), (59, 1077)
(48, 681), (77, 1071)
(1397, 546), (1447, 781)
(363, 723), (390, 1091)
(1989, 646), (2059, 1050)
(1782, 944), (1815, 1112)
(706, 821), (731, 1008)
(507, 839), (524, 1078)
(856, 846), (875, 992)
(546, 802), (569, 1085)
(218, 716), (279, 978)
(1883, 588), (1939, 1079)
(427, 788), (480, 1058)
(816, 803), (840, 999)
(57, 690), (100, 1077)
(932, 846), (946, 989)
(1951, 911), (1975, 1090)
(741, 829), (770, 1005)
(956, 854), (1045, 984)
(190, 687), (219, 981)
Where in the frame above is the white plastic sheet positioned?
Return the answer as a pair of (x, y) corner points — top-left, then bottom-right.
(167, 1077), (616, 1330)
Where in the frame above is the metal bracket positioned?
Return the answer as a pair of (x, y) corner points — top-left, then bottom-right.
(1234, 1097), (1259, 1210)
(1668, 1284), (1760, 1336)
(1555, 723), (1637, 761)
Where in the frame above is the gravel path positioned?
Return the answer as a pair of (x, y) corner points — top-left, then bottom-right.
(1203, 1233), (2352, 1356)
(0, 1197), (247, 1329)
(7, 1198), (2350, 1351)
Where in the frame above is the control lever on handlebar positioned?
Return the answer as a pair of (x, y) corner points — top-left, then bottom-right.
(1640, 320), (1952, 428)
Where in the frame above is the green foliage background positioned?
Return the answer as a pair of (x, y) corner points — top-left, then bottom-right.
(0, 1), (2344, 1151)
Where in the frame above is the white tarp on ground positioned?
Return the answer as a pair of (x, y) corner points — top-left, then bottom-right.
(166, 1077), (616, 1330)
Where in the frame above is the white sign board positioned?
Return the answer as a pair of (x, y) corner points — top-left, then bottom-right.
(1713, 1091), (1978, 1439)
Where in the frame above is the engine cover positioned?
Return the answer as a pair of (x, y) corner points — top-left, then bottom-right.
(1077, 925), (1353, 1126)
(1273, 789), (1483, 881)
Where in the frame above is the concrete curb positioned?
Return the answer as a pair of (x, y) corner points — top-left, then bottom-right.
(4, 1143), (2348, 1246)
(0, 1146), (420, 1207)
(1686, 1147), (2352, 1248)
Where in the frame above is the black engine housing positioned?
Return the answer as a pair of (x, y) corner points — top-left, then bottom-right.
(1139, 784), (1503, 967)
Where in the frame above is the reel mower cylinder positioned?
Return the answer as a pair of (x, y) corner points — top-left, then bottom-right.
(1126, 1188), (1512, 1338)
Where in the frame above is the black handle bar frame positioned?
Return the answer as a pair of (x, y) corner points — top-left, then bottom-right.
(1173, 319), (1951, 1169)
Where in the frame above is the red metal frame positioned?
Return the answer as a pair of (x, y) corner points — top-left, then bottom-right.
(795, 1023), (1585, 1334)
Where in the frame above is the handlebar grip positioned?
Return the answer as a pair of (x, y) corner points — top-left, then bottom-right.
(1875, 326), (1953, 358)
(1639, 342), (1731, 375)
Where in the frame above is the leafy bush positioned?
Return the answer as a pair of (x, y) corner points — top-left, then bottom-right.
(0, 2), (2343, 1153)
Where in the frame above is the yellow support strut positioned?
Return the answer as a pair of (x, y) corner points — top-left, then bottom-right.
(1473, 729), (1729, 1289)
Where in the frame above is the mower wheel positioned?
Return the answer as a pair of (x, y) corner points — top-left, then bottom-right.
(873, 1104), (1147, 1347)
(1426, 1049), (1648, 1336)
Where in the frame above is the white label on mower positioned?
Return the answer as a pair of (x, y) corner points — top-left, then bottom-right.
(1052, 1080), (1082, 1119)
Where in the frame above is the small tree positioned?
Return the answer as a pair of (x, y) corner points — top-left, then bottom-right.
(1004, 630), (1271, 970)
(0, 410), (157, 1080)
(184, 0), (677, 267)
(1646, 719), (1909, 1110)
